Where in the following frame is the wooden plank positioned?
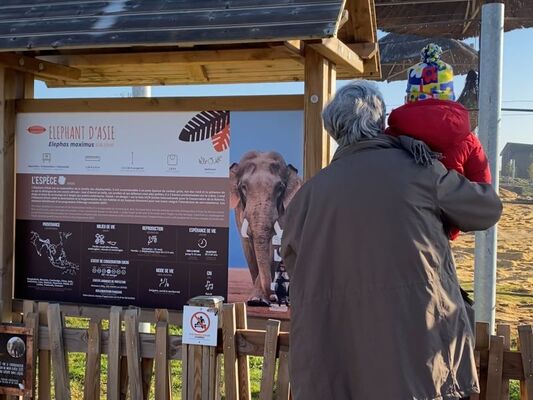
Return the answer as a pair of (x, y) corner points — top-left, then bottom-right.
(349, 42), (378, 59)
(202, 346), (210, 399)
(120, 356), (128, 400)
(235, 303), (251, 400)
(476, 322), (491, 400)
(84, 320), (101, 400)
(124, 309), (143, 400)
(208, 347), (218, 400)
(304, 47), (330, 180)
(154, 310), (170, 400)
(182, 343), (189, 400)
(0, 53), (80, 80)
(486, 335), (504, 400)
(518, 326), (533, 400)
(12, 300), (185, 326)
(15, 95), (303, 113)
(223, 304), (239, 400)
(276, 351), (290, 400)
(308, 38), (363, 74)
(107, 306), (122, 400)
(23, 311), (38, 399)
(38, 303), (51, 400)
(47, 303), (71, 400)
(236, 330), (290, 356)
(154, 321), (170, 400)
(496, 324), (511, 400)
(259, 320), (281, 400)
(41, 48), (301, 68)
(141, 356), (154, 399)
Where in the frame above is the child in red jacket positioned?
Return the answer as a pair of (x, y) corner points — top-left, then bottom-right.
(385, 44), (491, 239)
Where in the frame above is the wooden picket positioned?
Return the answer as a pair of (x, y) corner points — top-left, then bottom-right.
(13, 302), (533, 400)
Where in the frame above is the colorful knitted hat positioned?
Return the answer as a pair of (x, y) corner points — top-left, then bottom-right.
(406, 43), (455, 103)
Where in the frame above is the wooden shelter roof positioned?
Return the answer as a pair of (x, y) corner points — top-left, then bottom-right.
(0, 0), (380, 87)
(376, 0), (533, 40)
(379, 33), (478, 82)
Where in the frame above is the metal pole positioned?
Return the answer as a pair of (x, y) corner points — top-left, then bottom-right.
(131, 85), (152, 333)
(474, 2), (504, 333)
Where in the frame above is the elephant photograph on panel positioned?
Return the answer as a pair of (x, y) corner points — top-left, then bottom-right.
(227, 111), (303, 320)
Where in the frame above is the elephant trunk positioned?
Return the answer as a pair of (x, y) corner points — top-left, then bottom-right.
(247, 204), (277, 299)
(252, 235), (274, 298)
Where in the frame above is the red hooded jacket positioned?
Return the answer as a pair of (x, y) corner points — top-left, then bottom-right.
(386, 99), (491, 239)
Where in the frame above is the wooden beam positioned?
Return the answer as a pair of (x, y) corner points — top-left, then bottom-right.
(187, 65), (209, 82)
(308, 38), (363, 74)
(41, 48), (299, 68)
(348, 43), (378, 60)
(304, 47), (335, 180)
(0, 53), (80, 81)
(15, 95), (304, 113)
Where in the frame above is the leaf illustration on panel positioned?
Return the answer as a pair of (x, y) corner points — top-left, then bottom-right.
(179, 111), (230, 145)
(212, 123), (230, 152)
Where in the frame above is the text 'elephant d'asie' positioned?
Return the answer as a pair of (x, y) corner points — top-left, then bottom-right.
(230, 151), (302, 307)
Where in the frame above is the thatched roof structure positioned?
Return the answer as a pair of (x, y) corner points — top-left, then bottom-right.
(376, 0), (533, 40)
(379, 33), (478, 82)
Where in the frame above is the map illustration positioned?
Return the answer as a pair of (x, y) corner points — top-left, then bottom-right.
(30, 231), (80, 275)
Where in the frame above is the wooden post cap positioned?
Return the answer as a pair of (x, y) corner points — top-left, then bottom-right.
(187, 296), (224, 308)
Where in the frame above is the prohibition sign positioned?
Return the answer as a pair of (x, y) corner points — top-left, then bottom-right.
(190, 311), (210, 334)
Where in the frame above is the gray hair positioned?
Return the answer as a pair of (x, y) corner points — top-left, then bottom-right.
(322, 80), (386, 146)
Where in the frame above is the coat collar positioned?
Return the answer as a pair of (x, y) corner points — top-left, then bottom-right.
(332, 134), (440, 167)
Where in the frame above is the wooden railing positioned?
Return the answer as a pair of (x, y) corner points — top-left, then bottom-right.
(17, 300), (533, 400)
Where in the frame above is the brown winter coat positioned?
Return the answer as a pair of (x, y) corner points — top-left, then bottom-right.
(281, 135), (502, 400)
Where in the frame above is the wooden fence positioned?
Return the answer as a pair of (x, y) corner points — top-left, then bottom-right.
(15, 300), (533, 400)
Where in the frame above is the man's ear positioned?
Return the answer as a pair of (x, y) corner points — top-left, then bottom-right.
(229, 163), (240, 209)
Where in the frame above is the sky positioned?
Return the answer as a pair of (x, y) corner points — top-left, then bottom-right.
(34, 28), (533, 152)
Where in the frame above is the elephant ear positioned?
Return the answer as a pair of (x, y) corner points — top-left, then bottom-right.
(229, 163), (240, 209)
(283, 164), (303, 209)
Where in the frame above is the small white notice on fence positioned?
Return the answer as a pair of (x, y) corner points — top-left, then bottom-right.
(182, 306), (219, 347)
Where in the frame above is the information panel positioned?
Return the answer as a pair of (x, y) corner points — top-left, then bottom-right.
(0, 325), (33, 396)
(15, 111), (230, 309)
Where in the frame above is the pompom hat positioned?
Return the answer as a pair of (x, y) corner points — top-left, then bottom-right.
(406, 43), (455, 103)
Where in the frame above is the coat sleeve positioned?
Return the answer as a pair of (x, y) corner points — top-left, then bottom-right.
(463, 133), (492, 184)
(435, 167), (502, 232)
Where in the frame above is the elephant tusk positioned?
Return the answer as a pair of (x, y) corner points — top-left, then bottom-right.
(274, 221), (283, 236)
(241, 218), (250, 238)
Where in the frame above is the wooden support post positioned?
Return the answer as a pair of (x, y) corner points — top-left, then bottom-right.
(23, 73), (34, 99)
(496, 324), (511, 399)
(223, 304), (239, 400)
(124, 309), (143, 400)
(154, 309), (170, 400)
(518, 325), (533, 400)
(107, 306), (122, 400)
(486, 335), (504, 400)
(235, 303), (251, 400)
(0, 68), (23, 322)
(84, 319), (101, 400)
(304, 47), (336, 180)
(47, 304), (71, 400)
(38, 303), (51, 400)
(259, 320), (281, 400)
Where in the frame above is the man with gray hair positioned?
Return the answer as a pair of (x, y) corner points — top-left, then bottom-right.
(281, 80), (502, 399)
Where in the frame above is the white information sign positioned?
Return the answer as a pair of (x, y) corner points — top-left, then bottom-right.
(182, 306), (219, 347)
